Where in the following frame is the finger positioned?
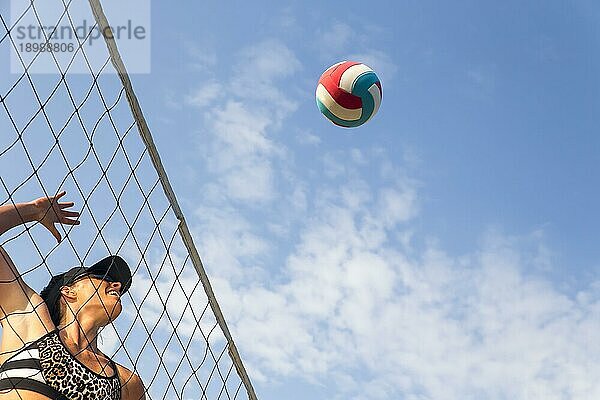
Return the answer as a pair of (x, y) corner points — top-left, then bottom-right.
(58, 202), (75, 209)
(61, 210), (80, 217)
(49, 225), (61, 243)
(60, 218), (80, 226)
(52, 191), (67, 203)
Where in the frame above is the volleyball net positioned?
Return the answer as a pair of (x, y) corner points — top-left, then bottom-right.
(0, 0), (257, 398)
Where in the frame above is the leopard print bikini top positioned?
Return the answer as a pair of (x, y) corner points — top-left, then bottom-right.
(0, 329), (121, 400)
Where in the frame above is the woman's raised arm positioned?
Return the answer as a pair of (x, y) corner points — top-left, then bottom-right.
(0, 191), (79, 326)
(0, 191), (80, 242)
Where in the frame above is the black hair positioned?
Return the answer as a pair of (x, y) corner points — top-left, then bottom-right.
(40, 274), (66, 327)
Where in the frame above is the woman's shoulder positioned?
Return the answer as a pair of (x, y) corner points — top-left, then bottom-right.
(115, 363), (146, 400)
(0, 294), (55, 364)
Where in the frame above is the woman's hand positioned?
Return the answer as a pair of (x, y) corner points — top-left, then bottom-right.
(33, 191), (80, 243)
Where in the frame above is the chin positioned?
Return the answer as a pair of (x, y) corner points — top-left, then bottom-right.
(101, 300), (122, 323)
(108, 303), (123, 321)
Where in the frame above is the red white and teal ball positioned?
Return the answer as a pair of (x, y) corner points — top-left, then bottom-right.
(316, 61), (382, 128)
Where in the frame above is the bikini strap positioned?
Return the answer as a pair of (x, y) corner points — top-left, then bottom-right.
(26, 328), (60, 347)
(109, 357), (121, 382)
(0, 378), (69, 400)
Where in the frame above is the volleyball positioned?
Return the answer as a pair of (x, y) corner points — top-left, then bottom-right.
(316, 61), (382, 128)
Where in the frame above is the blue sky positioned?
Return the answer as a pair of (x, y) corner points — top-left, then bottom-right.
(1, 0), (600, 399)
(140, 0), (600, 276)
(138, 1), (600, 398)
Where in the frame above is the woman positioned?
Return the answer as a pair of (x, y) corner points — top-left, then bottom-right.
(0, 192), (146, 400)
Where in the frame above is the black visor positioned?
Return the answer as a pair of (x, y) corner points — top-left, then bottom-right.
(63, 255), (132, 291)
(40, 255), (132, 311)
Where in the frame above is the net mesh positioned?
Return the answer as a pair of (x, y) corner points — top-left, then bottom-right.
(0, 1), (256, 399)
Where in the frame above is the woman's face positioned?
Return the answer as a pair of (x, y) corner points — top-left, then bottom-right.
(65, 275), (123, 325)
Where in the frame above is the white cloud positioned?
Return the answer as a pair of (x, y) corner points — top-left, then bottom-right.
(315, 21), (397, 86)
(295, 129), (322, 146)
(186, 39), (301, 204)
(275, 6), (299, 32)
(346, 49), (398, 84)
(234, 39), (301, 82)
(202, 100), (278, 203)
(192, 203), (271, 283)
(230, 39), (301, 124)
(185, 81), (223, 108)
(316, 22), (355, 55)
(184, 41), (218, 72)
(310, 16), (398, 87)
(198, 153), (600, 399)
(173, 36), (600, 400)
(376, 185), (418, 227)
